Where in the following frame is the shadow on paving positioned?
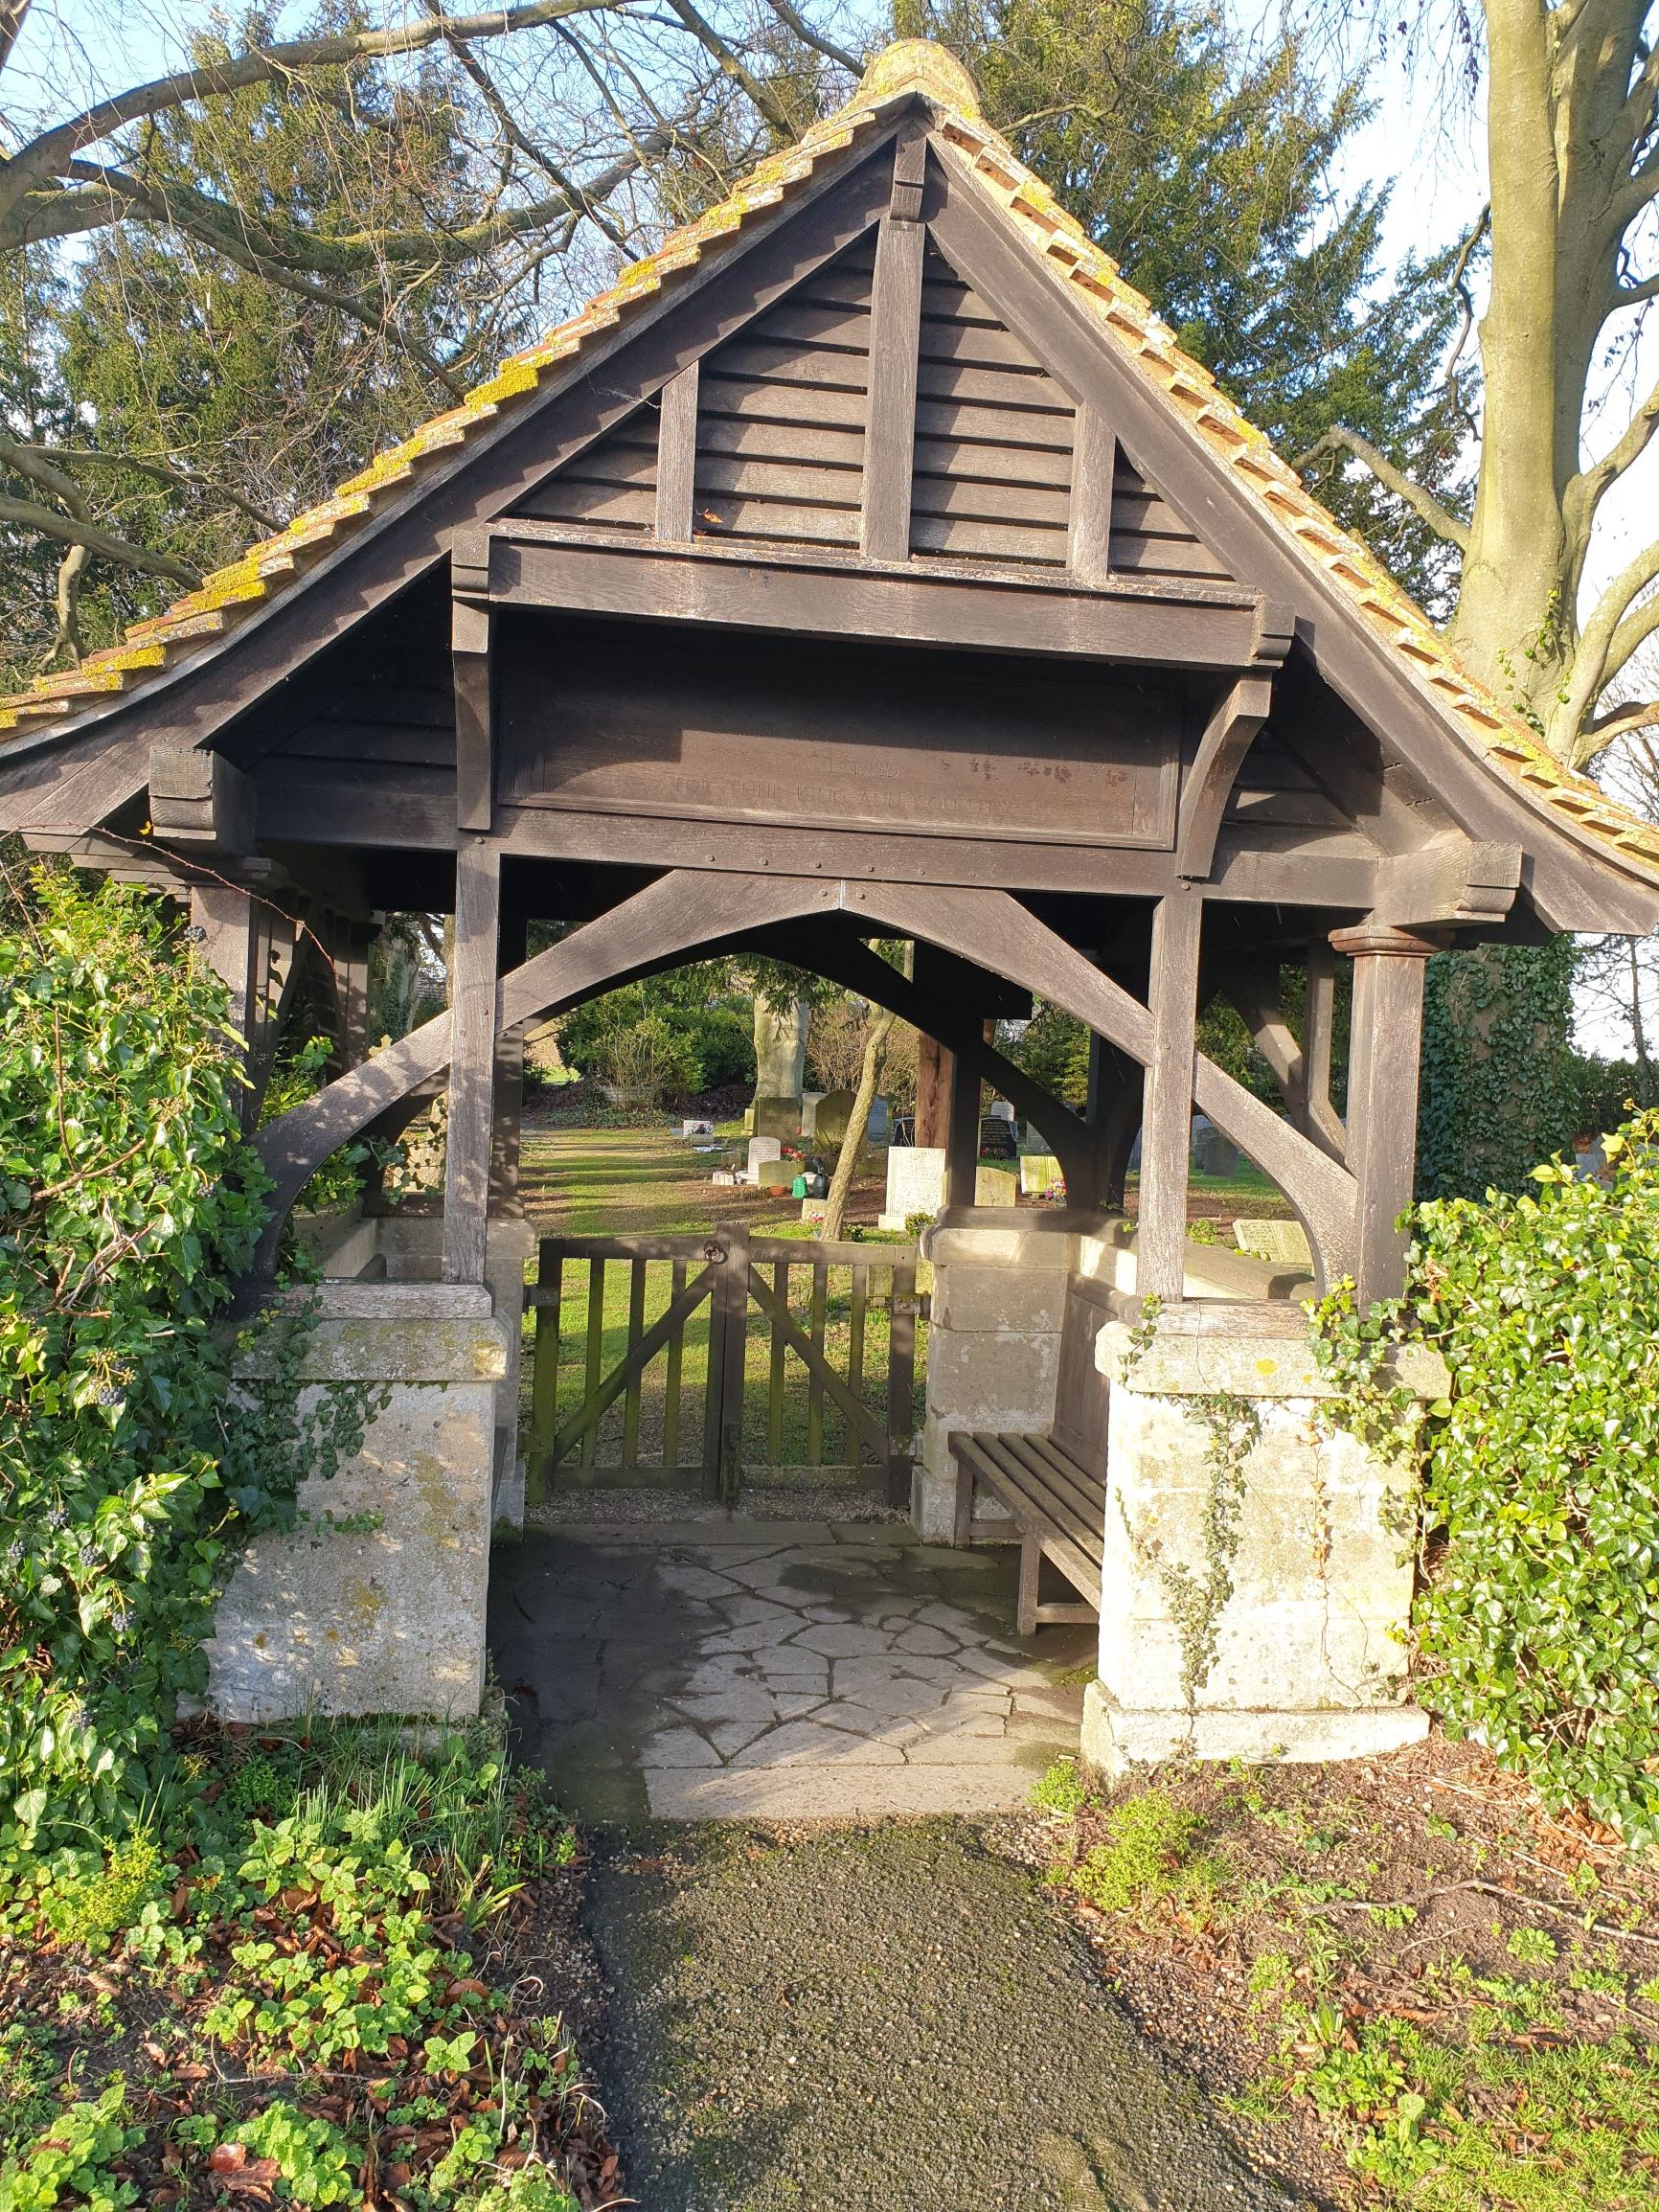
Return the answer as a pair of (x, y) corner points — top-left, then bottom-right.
(489, 1523), (1308, 2210)
(582, 1820), (1309, 2212)
(488, 1521), (1095, 1822)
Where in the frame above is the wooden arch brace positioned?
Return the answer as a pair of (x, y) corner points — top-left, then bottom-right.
(1176, 673), (1274, 878)
(252, 869), (1358, 1286)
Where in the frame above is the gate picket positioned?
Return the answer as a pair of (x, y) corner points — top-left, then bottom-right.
(524, 1223), (920, 1502)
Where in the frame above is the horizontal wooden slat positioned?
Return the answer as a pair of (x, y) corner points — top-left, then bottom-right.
(917, 312), (1046, 374)
(280, 722), (453, 766)
(917, 355), (1065, 409)
(1112, 488), (1203, 539)
(1111, 532), (1232, 580)
(1228, 789), (1347, 825)
(707, 340), (870, 393)
(748, 298), (874, 351)
(695, 452), (862, 503)
(701, 377), (870, 429)
(911, 513), (1068, 562)
(909, 472), (1071, 526)
(530, 480), (656, 530)
(695, 498), (861, 545)
(914, 395), (1073, 448)
(1013, 1434), (1104, 1525)
(697, 413), (866, 467)
(555, 443), (658, 490)
(912, 434), (1071, 490)
(920, 277), (1005, 330)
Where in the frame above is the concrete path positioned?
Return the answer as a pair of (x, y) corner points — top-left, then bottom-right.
(585, 1821), (1306, 2212)
(489, 1520), (1094, 1820)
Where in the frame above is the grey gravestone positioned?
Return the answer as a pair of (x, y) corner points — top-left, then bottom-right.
(752, 1094), (801, 1141)
(1191, 1114), (1239, 1176)
(810, 1089), (856, 1151)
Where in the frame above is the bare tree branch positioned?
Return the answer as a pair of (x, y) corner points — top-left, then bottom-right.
(1585, 696), (1659, 744)
(657, 0), (795, 136)
(0, 0), (31, 80)
(0, 492), (202, 584)
(0, 0), (625, 233)
(1292, 425), (1471, 551)
(1557, 539), (1659, 754)
(18, 445), (284, 534)
(760, 0), (862, 75)
(56, 159), (467, 399)
(1566, 355), (1659, 540)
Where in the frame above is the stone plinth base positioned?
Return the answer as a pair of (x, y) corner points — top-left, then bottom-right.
(207, 1282), (507, 1723)
(1080, 1679), (1430, 1776)
(1086, 1310), (1447, 1773)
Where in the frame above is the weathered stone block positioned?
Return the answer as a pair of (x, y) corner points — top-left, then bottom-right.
(880, 1145), (945, 1230)
(1233, 1217), (1314, 1267)
(208, 1285), (505, 1723)
(974, 1163), (1019, 1207)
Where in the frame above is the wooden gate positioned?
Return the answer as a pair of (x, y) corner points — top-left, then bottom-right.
(524, 1224), (920, 1506)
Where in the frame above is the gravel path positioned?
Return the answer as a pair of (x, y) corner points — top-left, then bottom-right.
(584, 1819), (1310, 2212)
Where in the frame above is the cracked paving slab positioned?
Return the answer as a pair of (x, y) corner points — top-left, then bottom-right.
(489, 1516), (1096, 1821)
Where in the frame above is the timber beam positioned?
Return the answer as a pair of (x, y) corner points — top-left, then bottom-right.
(148, 746), (256, 857)
(477, 528), (1290, 674)
(1371, 836), (1522, 932)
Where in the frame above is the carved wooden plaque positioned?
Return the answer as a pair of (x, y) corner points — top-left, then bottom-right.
(497, 617), (1179, 850)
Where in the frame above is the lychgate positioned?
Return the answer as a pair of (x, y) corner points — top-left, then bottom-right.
(4, 39), (1655, 1767)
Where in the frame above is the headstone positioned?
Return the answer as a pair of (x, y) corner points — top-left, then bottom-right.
(867, 1095), (891, 1144)
(757, 1160), (797, 1190)
(681, 1117), (714, 1137)
(974, 1163), (1019, 1207)
(1233, 1218), (1312, 1267)
(801, 1198), (829, 1226)
(752, 1094), (801, 1141)
(809, 1088), (856, 1152)
(989, 1099), (1015, 1122)
(712, 1169), (740, 1187)
(1018, 1153), (1065, 1197)
(747, 1135), (783, 1176)
(1191, 1114), (1239, 1176)
(879, 1144), (946, 1230)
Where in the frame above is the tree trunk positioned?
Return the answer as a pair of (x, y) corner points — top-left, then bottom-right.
(753, 993), (808, 1107)
(1445, 0), (1575, 732)
(820, 1007), (897, 1243)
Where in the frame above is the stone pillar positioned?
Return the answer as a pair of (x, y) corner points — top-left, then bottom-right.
(914, 1215), (1085, 1542)
(1079, 1307), (1446, 1774)
(208, 1282), (507, 1722)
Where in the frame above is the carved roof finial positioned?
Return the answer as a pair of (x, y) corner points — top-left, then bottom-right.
(856, 36), (981, 117)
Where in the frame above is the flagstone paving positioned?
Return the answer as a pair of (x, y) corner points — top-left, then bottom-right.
(489, 1519), (1094, 1820)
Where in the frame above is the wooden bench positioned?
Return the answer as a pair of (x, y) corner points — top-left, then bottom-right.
(947, 1275), (1114, 1637)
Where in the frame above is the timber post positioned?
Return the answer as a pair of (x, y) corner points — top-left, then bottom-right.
(443, 840), (503, 1284)
(1136, 889), (1204, 1297)
(1330, 924), (1443, 1306)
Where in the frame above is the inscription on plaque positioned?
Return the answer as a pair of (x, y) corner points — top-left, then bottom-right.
(499, 616), (1179, 850)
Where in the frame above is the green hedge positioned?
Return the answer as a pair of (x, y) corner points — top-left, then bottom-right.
(1325, 1106), (1659, 1843)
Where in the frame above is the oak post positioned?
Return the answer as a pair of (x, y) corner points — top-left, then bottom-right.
(915, 1033), (951, 1148)
(1137, 890), (1204, 1297)
(860, 135), (927, 562)
(443, 840), (502, 1284)
(655, 363), (699, 540)
(452, 536), (492, 833)
(1330, 924), (1439, 1306)
(943, 1029), (985, 1207)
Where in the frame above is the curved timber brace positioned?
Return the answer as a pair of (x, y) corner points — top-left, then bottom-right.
(251, 868), (1361, 1289)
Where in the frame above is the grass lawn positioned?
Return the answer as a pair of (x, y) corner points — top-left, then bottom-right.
(518, 1122), (921, 1490)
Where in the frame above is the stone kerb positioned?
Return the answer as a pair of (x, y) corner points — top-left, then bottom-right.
(1079, 1311), (1448, 1776)
(914, 1212), (1103, 1543)
(207, 1282), (507, 1725)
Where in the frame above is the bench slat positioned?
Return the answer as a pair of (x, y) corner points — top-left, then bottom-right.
(966, 1441), (1102, 1596)
(1005, 1434), (1104, 1533)
(976, 1435), (1102, 1559)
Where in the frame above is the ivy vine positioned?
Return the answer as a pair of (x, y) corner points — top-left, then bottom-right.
(1120, 1299), (1262, 1711)
(1417, 940), (1576, 1202)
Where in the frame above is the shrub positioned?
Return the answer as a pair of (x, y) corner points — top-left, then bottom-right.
(1417, 940), (1577, 1199)
(1323, 1106), (1659, 1844)
(0, 865), (375, 1851)
(0, 866), (265, 1845)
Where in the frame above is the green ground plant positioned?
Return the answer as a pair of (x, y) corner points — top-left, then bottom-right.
(0, 860), (380, 1852)
(1314, 1106), (1659, 1846)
